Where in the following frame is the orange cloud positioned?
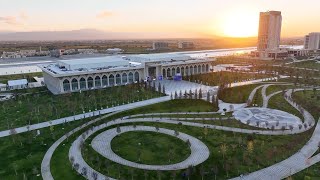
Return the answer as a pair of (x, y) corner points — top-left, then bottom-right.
(96, 11), (114, 19)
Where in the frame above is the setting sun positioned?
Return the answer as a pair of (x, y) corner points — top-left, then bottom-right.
(222, 12), (259, 37)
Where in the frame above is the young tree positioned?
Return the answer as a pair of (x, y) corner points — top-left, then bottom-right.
(199, 89), (202, 99)
(207, 91), (210, 102)
(162, 85), (166, 94)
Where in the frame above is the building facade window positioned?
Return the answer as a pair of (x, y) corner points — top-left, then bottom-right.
(122, 73), (128, 84)
(128, 72), (134, 83)
(71, 78), (78, 91)
(134, 72), (140, 82)
(87, 77), (94, 89)
(109, 74), (115, 86)
(80, 78), (86, 89)
(63, 79), (70, 92)
(95, 76), (101, 87)
(116, 74), (121, 85)
(102, 75), (108, 87)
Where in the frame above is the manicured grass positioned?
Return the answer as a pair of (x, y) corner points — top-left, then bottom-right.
(0, 72), (42, 84)
(265, 85), (293, 96)
(288, 60), (320, 70)
(218, 84), (261, 103)
(111, 131), (191, 165)
(268, 93), (303, 120)
(188, 119), (264, 130)
(293, 90), (320, 120)
(185, 71), (270, 87)
(0, 118), (89, 180)
(0, 83), (162, 130)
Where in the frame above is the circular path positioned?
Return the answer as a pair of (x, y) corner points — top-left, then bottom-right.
(233, 107), (302, 129)
(91, 126), (210, 171)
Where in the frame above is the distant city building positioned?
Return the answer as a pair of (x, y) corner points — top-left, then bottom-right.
(39, 53), (214, 94)
(178, 42), (195, 49)
(304, 32), (320, 50)
(152, 42), (169, 50)
(258, 11), (282, 51)
(252, 10), (287, 59)
(106, 48), (123, 54)
(50, 49), (64, 58)
(77, 49), (98, 54)
(1, 49), (40, 59)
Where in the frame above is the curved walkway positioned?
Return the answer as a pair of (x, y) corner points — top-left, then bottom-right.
(90, 126), (209, 170)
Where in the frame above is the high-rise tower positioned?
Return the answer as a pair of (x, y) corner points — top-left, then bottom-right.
(257, 11), (282, 52)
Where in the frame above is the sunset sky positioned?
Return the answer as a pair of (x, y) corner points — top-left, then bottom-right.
(0, 0), (319, 38)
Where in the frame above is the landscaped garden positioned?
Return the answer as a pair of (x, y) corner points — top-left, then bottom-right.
(288, 60), (320, 70)
(184, 71), (271, 86)
(0, 83), (162, 130)
(47, 99), (312, 180)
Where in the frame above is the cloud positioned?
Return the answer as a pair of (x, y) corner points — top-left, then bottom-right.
(96, 11), (114, 19)
(19, 12), (29, 20)
(0, 16), (18, 25)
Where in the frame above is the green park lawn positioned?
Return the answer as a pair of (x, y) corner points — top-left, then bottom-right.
(268, 93), (303, 120)
(218, 84), (261, 103)
(185, 71), (270, 87)
(293, 90), (320, 121)
(0, 83), (162, 131)
(289, 60), (320, 70)
(111, 131), (191, 165)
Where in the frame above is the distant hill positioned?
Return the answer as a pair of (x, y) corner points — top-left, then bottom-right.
(0, 29), (205, 41)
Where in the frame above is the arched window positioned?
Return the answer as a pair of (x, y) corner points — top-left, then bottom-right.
(80, 78), (86, 89)
(194, 65), (197, 74)
(128, 72), (134, 83)
(116, 74), (121, 84)
(172, 68), (176, 76)
(190, 66), (193, 75)
(186, 66), (189, 76)
(177, 67), (180, 74)
(181, 67), (185, 76)
(162, 69), (166, 78)
(202, 64), (205, 73)
(206, 64), (209, 72)
(122, 73), (128, 84)
(102, 75), (108, 87)
(198, 65), (201, 74)
(109, 74), (115, 86)
(134, 72), (140, 82)
(167, 68), (171, 77)
(63, 79), (70, 92)
(71, 78), (78, 91)
(95, 76), (101, 87)
(87, 77), (94, 89)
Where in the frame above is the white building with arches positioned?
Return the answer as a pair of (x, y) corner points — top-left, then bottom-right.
(39, 54), (214, 94)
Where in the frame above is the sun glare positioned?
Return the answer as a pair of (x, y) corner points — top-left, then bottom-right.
(222, 12), (259, 37)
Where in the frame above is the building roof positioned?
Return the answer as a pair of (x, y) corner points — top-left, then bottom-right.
(57, 56), (130, 70)
(127, 54), (191, 63)
(8, 79), (28, 86)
